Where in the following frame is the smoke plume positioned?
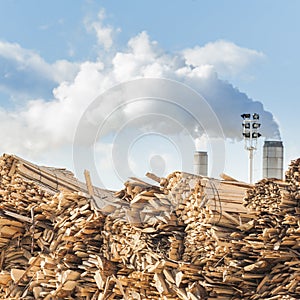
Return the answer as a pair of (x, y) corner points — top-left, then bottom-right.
(0, 21), (280, 160)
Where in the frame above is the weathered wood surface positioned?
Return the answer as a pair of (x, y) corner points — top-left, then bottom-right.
(0, 153), (299, 299)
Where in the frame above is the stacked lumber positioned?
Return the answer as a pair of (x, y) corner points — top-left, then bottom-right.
(159, 172), (254, 299)
(108, 167), (300, 299)
(236, 159), (300, 299)
(243, 178), (294, 213)
(0, 154), (115, 299)
(0, 191), (112, 299)
(0, 153), (115, 198)
(107, 172), (255, 299)
(285, 158), (300, 201)
(0, 152), (300, 299)
(106, 177), (202, 299)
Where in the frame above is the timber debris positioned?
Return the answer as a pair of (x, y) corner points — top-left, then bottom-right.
(0, 153), (299, 299)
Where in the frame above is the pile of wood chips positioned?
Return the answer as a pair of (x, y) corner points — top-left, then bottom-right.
(0, 153), (299, 299)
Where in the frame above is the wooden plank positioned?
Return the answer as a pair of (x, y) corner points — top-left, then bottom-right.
(84, 169), (95, 196)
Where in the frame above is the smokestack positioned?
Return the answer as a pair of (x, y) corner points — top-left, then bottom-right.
(194, 151), (208, 176)
(263, 140), (284, 180)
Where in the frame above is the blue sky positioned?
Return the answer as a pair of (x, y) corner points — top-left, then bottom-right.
(0, 0), (299, 189)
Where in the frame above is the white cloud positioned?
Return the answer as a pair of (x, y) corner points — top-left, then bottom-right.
(0, 40), (79, 101)
(0, 41), (79, 83)
(183, 40), (265, 77)
(112, 31), (159, 81)
(0, 29), (279, 156)
(0, 11), (280, 188)
(85, 9), (119, 51)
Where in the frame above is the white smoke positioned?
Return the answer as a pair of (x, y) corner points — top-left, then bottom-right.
(0, 15), (280, 161)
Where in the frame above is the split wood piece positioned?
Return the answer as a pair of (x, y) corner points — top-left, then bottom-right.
(84, 169), (94, 196)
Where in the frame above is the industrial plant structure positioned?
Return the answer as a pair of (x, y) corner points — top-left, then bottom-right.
(263, 140), (284, 180)
(193, 151), (208, 176)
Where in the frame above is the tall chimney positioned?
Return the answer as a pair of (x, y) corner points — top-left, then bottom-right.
(263, 140), (284, 180)
(194, 151), (208, 176)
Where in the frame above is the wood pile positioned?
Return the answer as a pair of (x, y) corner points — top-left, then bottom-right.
(0, 153), (299, 299)
(0, 154), (115, 299)
(285, 158), (300, 201)
(0, 153), (113, 197)
(243, 179), (293, 213)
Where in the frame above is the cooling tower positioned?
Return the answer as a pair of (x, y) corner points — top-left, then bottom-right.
(193, 151), (208, 176)
(263, 140), (284, 180)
